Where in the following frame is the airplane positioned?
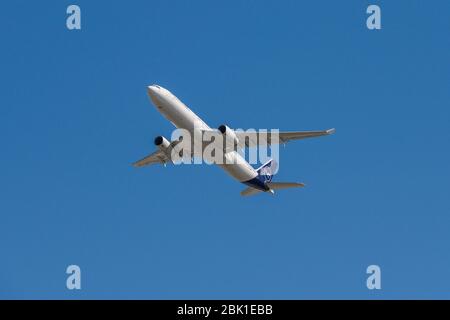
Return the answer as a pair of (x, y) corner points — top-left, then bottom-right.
(133, 85), (335, 196)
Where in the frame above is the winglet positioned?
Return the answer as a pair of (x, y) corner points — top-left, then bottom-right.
(326, 128), (336, 135)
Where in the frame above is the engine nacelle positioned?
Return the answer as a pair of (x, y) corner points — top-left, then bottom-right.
(154, 135), (171, 151)
(218, 124), (239, 151)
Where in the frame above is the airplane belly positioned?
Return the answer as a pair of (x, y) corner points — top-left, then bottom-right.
(217, 152), (258, 182)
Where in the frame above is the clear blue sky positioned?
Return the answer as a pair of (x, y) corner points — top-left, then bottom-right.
(1, 1), (450, 299)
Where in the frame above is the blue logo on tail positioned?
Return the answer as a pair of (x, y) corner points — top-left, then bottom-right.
(242, 159), (278, 191)
(257, 159), (278, 183)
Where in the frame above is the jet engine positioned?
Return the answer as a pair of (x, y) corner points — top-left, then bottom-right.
(154, 135), (171, 151)
(218, 125), (239, 149)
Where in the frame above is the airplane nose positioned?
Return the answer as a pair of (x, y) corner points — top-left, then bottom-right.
(147, 85), (159, 96)
(147, 85), (163, 106)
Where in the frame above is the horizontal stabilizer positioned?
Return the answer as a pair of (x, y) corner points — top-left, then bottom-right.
(267, 182), (305, 190)
(240, 187), (263, 197)
(240, 182), (305, 196)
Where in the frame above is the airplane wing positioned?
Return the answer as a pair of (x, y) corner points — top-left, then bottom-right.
(134, 128), (335, 166)
(132, 140), (182, 167)
(132, 149), (169, 167)
(235, 128), (335, 148)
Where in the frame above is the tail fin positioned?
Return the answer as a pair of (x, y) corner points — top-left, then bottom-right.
(256, 159), (278, 183)
(240, 160), (304, 196)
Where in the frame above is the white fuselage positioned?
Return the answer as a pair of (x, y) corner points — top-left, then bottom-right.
(147, 85), (258, 183)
